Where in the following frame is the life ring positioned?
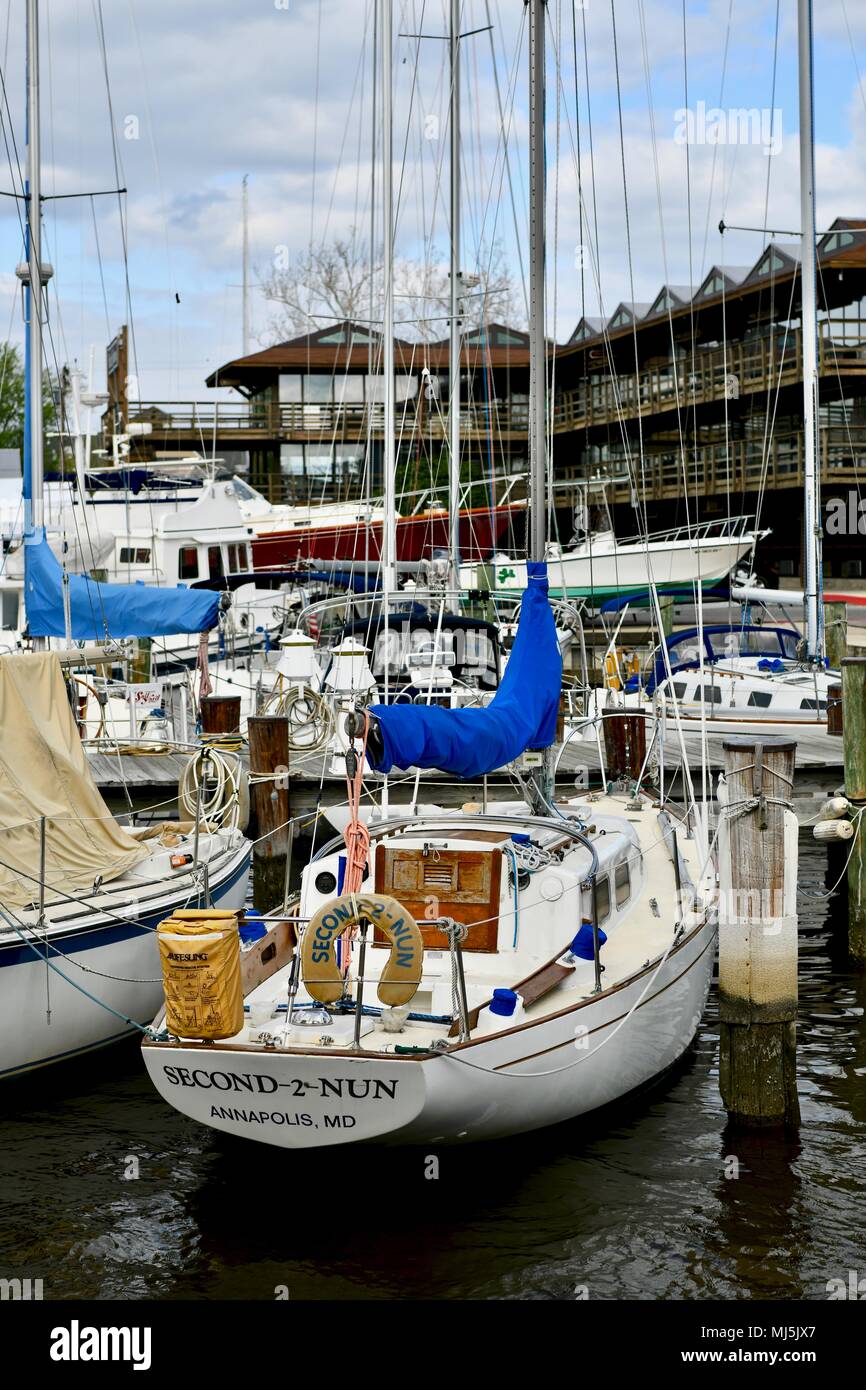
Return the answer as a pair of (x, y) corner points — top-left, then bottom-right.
(302, 893), (423, 1007)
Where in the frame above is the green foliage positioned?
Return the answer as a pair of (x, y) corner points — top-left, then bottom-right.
(0, 344), (26, 453)
(0, 342), (60, 467)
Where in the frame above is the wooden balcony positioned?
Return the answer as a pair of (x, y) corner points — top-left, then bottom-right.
(551, 323), (866, 435)
(127, 398), (531, 449)
(556, 425), (866, 506)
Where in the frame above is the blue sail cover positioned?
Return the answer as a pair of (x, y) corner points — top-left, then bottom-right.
(366, 562), (561, 777)
(24, 533), (220, 639)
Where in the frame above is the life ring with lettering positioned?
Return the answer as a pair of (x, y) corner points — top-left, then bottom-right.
(301, 893), (423, 1007)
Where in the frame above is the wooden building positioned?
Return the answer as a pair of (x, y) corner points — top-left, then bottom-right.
(116, 216), (866, 582)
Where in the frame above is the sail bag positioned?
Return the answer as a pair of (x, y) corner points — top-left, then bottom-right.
(366, 562), (562, 777)
(0, 652), (148, 907)
(24, 532), (220, 639)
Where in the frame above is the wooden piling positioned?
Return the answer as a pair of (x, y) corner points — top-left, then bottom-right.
(128, 637), (152, 685)
(827, 683), (843, 737)
(247, 716), (292, 913)
(824, 601), (848, 671)
(842, 657), (866, 963)
(718, 736), (800, 1127)
(200, 695), (242, 737)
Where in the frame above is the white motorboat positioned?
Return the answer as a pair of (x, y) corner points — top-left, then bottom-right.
(581, 623), (841, 769)
(463, 514), (767, 601)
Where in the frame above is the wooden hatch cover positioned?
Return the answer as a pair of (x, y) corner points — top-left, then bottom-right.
(374, 839), (504, 952)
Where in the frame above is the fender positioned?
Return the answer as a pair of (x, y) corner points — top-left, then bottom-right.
(301, 893), (423, 1007)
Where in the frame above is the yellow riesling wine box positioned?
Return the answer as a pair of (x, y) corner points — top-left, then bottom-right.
(157, 911), (244, 1040)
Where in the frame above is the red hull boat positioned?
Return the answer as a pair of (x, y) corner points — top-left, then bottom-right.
(250, 501), (524, 569)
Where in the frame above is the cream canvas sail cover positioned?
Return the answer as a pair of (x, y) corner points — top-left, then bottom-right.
(0, 653), (147, 908)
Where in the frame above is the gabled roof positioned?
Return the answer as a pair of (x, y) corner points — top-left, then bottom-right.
(606, 301), (652, 331)
(646, 285), (695, 317)
(693, 265), (751, 300)
(568, 316), (605, 343)
(819, 218), (866, 257)
(206, 318), (533, 389)
(745, 242), (801, 282)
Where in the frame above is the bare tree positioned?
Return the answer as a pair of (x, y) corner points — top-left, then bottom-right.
(257, 230), (525, 344)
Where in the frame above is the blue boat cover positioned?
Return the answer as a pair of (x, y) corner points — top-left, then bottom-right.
(366, 562), (561, 777)
(24, 532), (220, 639)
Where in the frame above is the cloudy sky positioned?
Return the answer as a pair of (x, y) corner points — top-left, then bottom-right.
(0, 0), (864, 403)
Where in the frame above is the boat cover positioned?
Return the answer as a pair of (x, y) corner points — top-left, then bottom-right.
(365, 562), (561, 777)
(24, 531), (220, 639)
(0, 653), (147, 907)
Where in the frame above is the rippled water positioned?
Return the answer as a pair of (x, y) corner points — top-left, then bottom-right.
(1, 834), (864, 1301)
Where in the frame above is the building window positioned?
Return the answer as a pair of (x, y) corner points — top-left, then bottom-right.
(178, 546), (199, 580)
(278, 374), (303, 403)
(303, 374), (332, 404)
(822, 231), (855, 253)
(334, 374), (365, 405)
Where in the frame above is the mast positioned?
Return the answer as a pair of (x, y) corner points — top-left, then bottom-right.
(798, 0), (822, 660)
(527, 0), (547, 564)
(24, 0), (45, 539)
(448, 0), (461, 589)
(381, 0), (396, 594)
(242, 174), (250, 355)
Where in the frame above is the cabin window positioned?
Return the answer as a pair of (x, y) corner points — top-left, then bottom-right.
(748, 690), (773, 707)
(672, 681), (688, 699)
(615, 862), (630, 908)
(700, 684), (722, 703)
(119, 547), (151, 565)
(594, 876), (611, 924)
(800, 697), (826, 711)
(179, 546), (199, 580)
(207, 545), (225, 581)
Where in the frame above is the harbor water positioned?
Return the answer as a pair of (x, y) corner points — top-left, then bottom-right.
(1, 832), (863, 1302)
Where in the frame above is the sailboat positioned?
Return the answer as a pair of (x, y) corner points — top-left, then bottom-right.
(0, 0), (251, 1081)
(142, 0), (717, 1148)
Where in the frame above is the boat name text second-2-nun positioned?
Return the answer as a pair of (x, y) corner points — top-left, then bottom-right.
(161, 1065), (401, 1100)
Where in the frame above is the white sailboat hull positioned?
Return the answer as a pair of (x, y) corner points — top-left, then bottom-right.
(0, 837), (250, 1081)
(142, 915), (715, 1147)
(462, 531), (759, 599)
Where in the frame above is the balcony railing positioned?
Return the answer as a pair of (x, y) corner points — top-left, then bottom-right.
(127, 398), (531, 443)
(551, 322), (866, 434)
(559, 425), (866, 504)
